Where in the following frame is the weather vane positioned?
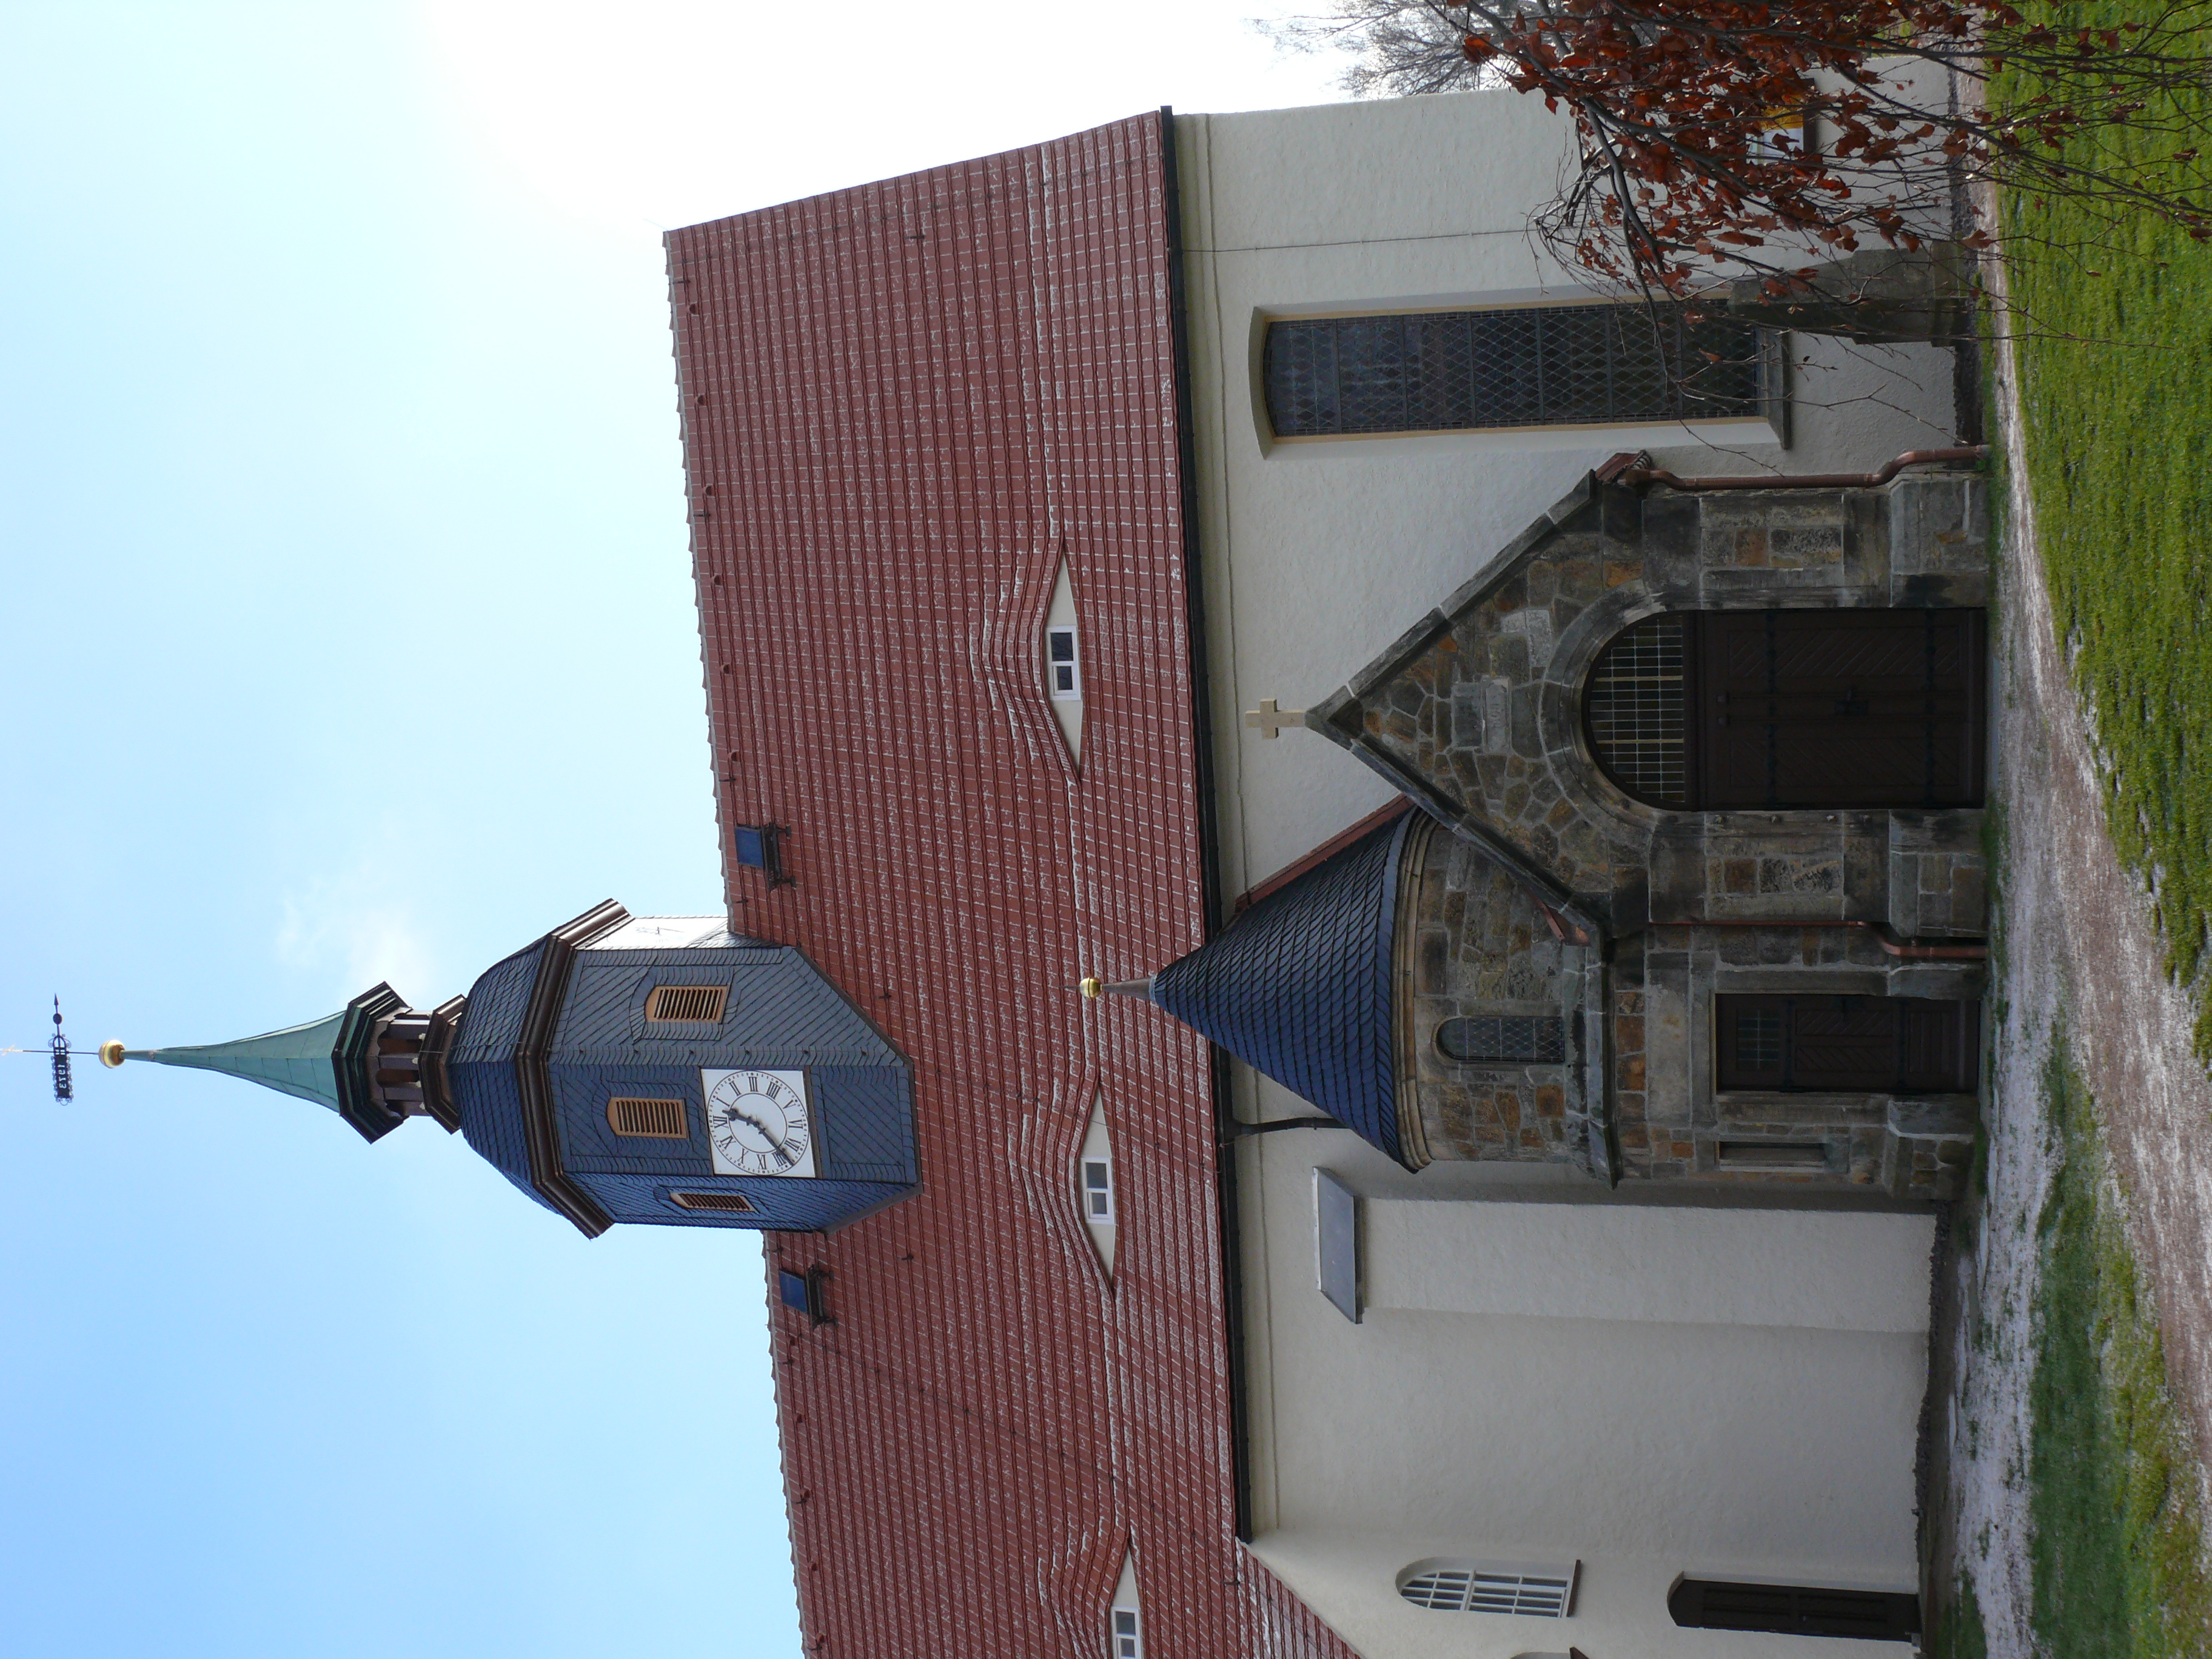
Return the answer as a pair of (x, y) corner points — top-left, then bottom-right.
(5, 998), (117, 1102)
(50, 997), (72, 1101)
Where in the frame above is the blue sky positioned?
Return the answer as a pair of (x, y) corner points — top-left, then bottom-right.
(0, 5), (1341, 1655)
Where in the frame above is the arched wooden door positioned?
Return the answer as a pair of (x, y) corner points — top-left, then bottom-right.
(1587, 609), (1986, 809)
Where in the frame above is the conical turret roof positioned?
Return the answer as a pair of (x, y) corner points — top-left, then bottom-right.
(1150, 811), (1418, 1167)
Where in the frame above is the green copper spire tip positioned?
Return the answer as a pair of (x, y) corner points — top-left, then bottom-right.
(127, 1009), (351, 1114)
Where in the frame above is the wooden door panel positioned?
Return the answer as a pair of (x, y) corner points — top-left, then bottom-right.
(1768, 628), (1930, 685)
(1789, 1000), (1905, 1089)
(1692, 610), (1985, 809)
(1899, 999), (1979, 1092)
(1716, 994), (1979, 1093)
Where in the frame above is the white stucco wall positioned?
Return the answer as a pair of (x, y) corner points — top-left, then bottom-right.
(1255, 1529), (1922, 1659)
(1176, 91), (1954, 1655)
(1173, 91), (1959, 898)
(1235, 1083), (1931, 1656)
(1364, 1194), (1934, 1331)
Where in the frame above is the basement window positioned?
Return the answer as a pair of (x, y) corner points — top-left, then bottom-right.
(645, 984), (728, 1024)
(1398, 1560), (1578, 1618)
(668, 1188), (753, 1213)
(608, 1097), (689, 1138)
(1046, 625), (1081, 700)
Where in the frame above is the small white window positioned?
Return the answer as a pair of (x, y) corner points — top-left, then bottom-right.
(1082, 1158), (1114, 1222)
(1046, 625), (1081, 700)
(1078, 1095), (1117, 1273)
(1110, 1552), (1144, 1659)
(1396, 1558), (1578, 1618)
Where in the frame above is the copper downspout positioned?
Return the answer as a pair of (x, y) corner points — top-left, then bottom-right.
(1597, 444), (1989, 492)
(1654, 918), (1987, 960)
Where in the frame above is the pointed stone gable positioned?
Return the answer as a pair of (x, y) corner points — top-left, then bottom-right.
(1304, 469), (1992, 939)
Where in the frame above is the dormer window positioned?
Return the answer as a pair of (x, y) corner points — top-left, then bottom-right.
(1082, 1158), (1114, 1222)
(1047, 626), (1081, 699)
(1110, 1553), (1144, 1658)
(1042, 560), (1084, 759)
(1077, 1095), (1116, 1272)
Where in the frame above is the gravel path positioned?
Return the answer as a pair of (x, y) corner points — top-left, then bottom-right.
(1940, 252), (2212, 1652)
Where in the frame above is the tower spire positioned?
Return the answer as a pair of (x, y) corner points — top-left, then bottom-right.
(102, 984), (459, 1142)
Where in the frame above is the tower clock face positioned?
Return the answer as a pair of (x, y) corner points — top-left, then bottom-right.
(703, 1068), (817, 1178)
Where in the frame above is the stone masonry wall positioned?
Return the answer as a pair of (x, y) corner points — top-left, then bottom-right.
(1315, 469), (1992, 939)
(1401, 829), (1600, 1168)
(1315, 469), (1992, 1196)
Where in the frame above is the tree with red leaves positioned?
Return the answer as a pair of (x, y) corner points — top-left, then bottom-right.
(1277, 2), (2212, 307)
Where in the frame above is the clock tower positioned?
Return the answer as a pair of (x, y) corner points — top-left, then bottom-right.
(106, 901), (916, 1235)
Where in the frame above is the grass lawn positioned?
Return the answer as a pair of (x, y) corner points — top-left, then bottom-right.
(2022, 1045), (2212, 1656)
(2002, 1), (2212, 1050)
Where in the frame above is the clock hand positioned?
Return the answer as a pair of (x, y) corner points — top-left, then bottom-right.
(719, 1102), (788, 1153)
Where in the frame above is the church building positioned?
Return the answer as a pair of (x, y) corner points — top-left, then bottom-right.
(120, 88), (1980, 1657)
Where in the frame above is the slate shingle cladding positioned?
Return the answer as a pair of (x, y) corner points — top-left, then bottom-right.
(447, 927), (916, 1231)
(449, 941), (551, 1214)
(668, 109), (1355, 1659)
(1153, 814), (1415, 1168)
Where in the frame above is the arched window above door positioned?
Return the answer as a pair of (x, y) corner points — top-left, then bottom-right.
(1586, 614), (1689, 806)
(1583, 609), (1986, 811)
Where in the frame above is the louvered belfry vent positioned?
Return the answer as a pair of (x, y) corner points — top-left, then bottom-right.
(608, 1097), (689, 1138)
(645, 984), (728, 1024)
(669, 1190), (754, 1213)
(1397, 1560), (1577, 1618)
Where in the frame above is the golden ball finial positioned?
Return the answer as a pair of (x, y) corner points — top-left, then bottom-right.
(98, 1041), (126, 1068)
(1079, 976), (1102, 1000)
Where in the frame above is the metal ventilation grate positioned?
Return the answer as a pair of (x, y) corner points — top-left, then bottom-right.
(1436, 1015), (1567, 1064)
(1264, 304), (1765, 437)
(608, 1097), (689, 1138)
(1718, 1141), (1832, 1170)
(1586, 613), (1689, 805)
(669, 1189), (754, 1213)
(1399, 1561), (1577, 1617)
(645, 984), (729, 1024)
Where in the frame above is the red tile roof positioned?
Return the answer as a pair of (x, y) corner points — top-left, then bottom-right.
(669, 113), (1355, 1658)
